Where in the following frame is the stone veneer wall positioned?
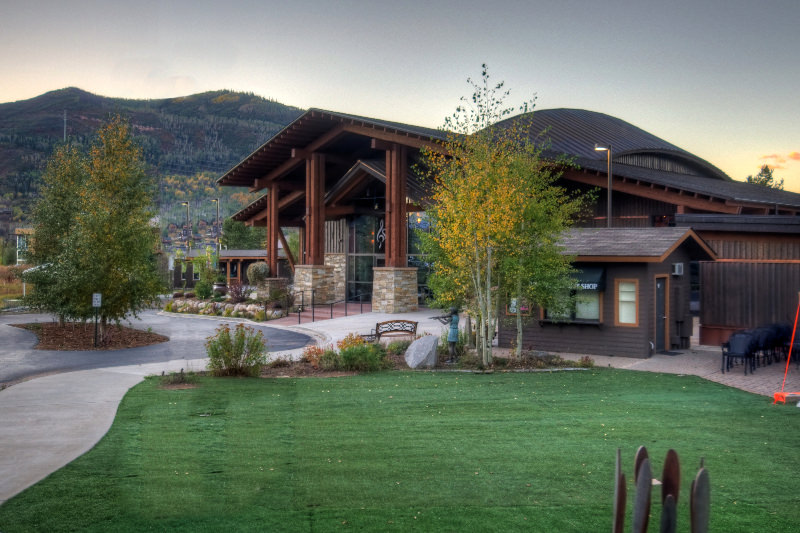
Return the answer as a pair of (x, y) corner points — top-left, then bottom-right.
(372, 267), (418, 313)
(324, 253), (346, 302)
(293, 264), (333, 306)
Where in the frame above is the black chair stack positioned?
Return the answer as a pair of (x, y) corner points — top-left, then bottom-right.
(721, 331), (757, 375)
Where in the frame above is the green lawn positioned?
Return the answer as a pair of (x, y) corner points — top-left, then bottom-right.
(1, 369), (798, 532)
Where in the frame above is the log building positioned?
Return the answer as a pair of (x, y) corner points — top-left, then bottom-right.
(219, 108), (800, 356)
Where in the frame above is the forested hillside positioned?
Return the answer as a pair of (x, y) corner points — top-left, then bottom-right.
(0, 88), (303, 245)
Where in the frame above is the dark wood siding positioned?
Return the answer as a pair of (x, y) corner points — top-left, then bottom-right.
(700, 261), (800, 331)
(498, 264), (653, 358)
(696, 232), (800, 260)
(570, 185), (676, 229)
(325, 219), (347, 254)
(497, 247), (696, 357)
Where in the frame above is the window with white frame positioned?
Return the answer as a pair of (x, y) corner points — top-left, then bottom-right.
(616, 279), (638, 326)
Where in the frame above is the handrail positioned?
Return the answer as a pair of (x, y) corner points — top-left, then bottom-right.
(293, 290), (370, 324)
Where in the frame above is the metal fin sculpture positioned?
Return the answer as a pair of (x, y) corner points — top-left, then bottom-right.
(612, 448), (710, 533)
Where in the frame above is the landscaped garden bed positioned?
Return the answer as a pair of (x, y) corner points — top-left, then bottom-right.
(11, 322), (169, 351)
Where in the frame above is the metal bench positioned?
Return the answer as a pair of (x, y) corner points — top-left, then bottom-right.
(361, 320), (418, 342)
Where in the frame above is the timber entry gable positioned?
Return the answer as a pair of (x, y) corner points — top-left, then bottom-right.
(219, 109), (447, 309)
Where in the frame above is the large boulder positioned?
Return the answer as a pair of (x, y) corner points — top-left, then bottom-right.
(405, 335), (439, 369)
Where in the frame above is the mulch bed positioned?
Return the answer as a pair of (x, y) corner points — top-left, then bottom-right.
(260, 350), (408, 378)
(12, 322), (169, 351)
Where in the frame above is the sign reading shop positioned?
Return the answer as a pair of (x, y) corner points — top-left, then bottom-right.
(574, 267), (605, 292)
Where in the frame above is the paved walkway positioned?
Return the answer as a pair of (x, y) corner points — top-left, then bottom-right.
(2, 308), (799, 504)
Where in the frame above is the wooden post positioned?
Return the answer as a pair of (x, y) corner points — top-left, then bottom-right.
(385, 144), (408, 268)
(267, 183), (280, 275)
(305, 153), (325, 265)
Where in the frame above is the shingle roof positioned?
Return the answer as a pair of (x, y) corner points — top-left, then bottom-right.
(560, 227), (716, 260)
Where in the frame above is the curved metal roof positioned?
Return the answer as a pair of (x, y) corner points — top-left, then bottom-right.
(497, 108), (730, 181)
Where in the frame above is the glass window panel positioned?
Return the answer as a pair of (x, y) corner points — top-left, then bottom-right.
(575, 291), (600, 320)
(350, 216), (378, 254)
(407, 212), (429, 255)
(353, 256), (374, 282)
(618, 281), (637, 324)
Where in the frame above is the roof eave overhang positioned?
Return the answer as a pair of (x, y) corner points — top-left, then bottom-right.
(217, 109), (448, 190)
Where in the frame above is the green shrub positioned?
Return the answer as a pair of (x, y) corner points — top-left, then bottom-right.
(195, 281), (213, 300)
(205, 323), (268, 377)
(223, 308), (233, 317)
(385, 339), (412, 356)
(247, 261), (270, 285)
(319, 348), (340, 371)
(253, 310), (266, 321)
(339, 343), (387, 372)
(164, 301), (174, 312)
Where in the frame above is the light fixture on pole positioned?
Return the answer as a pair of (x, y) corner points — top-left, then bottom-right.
(594, 143), (613, 228)
(210, 198), (220, 254)
(180, 201), (191, 250)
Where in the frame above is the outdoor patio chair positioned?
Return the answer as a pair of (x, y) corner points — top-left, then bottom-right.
(770, 323), (792, 363)
(721, 331), (756, 375)
(751, 327), (777, 367)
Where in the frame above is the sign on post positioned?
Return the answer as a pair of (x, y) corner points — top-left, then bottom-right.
(92, 293), (101, 347)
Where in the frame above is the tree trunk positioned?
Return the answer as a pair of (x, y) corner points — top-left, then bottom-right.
(99, 315), (111, 345)
(484, 246), (493, 367)
(515, 305), (523, 360)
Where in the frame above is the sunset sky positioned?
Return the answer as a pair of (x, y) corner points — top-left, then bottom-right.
(2, 0), (799, 191)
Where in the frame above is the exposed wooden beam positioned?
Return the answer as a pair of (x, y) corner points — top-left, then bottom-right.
(277, 227), (295, 274)
(371, 139), (393, 151)
(327, 171), (371, 207)
(278, 190), (304, 209)
(251, 157), (303, 192)
(250, 125), (348, 191)
(344, 124), (444, 152)
(274, 181), (305, 192)
(325, 205), (357, 217)
(563, 169), (741, 214)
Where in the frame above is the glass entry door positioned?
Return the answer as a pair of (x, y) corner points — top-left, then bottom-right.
(347, 215), (385, 301)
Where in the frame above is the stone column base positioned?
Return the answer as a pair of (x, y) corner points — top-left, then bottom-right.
(372, 267), (418, 313)
(325, 253), (346, 302)
(293, 265), (334, 306)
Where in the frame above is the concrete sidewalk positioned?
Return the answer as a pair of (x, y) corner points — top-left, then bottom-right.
(0, 309), (450, 503)
(2, 308), (798, 505)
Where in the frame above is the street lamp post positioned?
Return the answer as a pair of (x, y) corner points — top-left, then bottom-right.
(180, 201), (191, 250)
(210, 198), (220, 254)
(594, 144), (613, 228)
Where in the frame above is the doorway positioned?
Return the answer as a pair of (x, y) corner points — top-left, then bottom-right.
(655, 276), (668, 352)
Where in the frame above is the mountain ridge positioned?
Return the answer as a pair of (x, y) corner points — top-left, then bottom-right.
(0, 87), (304, 229)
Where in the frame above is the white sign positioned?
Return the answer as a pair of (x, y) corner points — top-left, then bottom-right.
(92, 293), (102, 308)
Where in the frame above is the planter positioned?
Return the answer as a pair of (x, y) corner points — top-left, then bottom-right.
(212, 282), (227, 295)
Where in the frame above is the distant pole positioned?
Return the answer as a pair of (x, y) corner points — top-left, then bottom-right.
(594, 143), (613, 228)
(180, 201), (191, 250)
(607, 145), (613, 228)
(211, 198), (220, 254)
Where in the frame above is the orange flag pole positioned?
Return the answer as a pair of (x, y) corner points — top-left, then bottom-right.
(774, 292), (800, 403)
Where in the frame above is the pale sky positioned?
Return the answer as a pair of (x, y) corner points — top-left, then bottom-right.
(2, 0), (799, 191)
